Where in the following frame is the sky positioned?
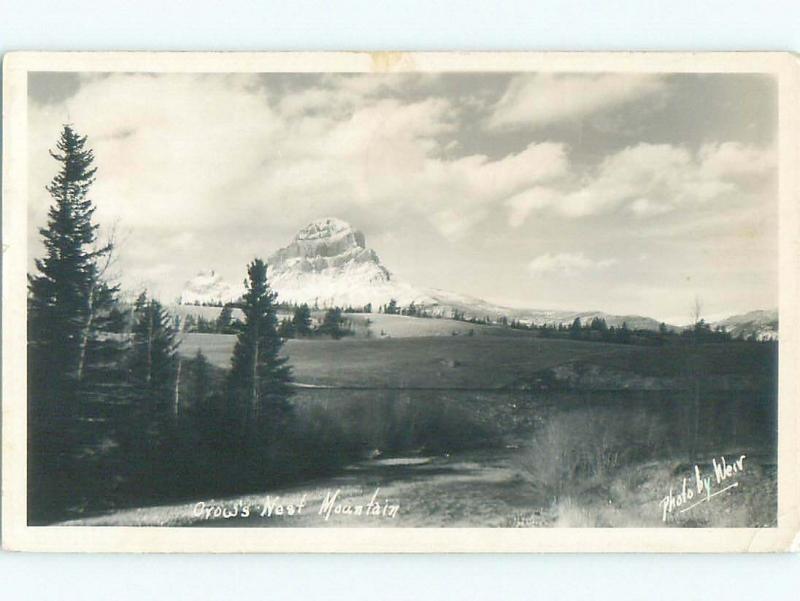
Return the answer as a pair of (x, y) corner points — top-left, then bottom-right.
(27, 71), (778, 324)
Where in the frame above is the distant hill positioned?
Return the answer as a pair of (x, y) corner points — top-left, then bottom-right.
(712, 309), (778, 341)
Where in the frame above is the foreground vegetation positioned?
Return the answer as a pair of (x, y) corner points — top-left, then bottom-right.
(64, 400), (777, 528)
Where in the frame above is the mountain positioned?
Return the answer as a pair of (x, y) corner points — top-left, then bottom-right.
(265, 217), (431, 309)
(178, 217), (679, 331)
(712, 309), (778, 341)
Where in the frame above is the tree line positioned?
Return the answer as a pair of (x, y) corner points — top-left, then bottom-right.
(506, 315), (756, 346)
(179, 302), (355, 339)
(277, 305), (353, 339)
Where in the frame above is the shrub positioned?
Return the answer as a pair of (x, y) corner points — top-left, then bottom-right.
(520, 406), (668, 500)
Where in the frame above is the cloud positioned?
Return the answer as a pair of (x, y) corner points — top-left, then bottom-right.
(29, 74), (561, 233)
(393, 141), (568, 239)
(506, 186), (561, 227)
(276, 73), (430, 118)
(505, 142), (774, 225)
(699, 141), (776, 180)
(487, 73), (666, 130)
(26, 72), (778, 319)
(28, 72), (576, 303)
(528, 252), (618, 276)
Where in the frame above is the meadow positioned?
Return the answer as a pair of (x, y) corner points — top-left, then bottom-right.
(182, 332), (630, 388)
(180, 313), (776, 389)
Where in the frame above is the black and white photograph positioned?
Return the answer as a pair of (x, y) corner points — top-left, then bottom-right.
(2, 52), (799, 552)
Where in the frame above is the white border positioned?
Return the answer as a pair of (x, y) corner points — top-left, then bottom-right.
(3, 51), (799, 553)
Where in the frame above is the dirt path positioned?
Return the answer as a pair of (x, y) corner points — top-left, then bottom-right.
(61, 449), (549, 528)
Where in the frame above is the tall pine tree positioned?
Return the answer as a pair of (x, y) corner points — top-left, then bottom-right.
(228, 259), (293, 429)
(29, 125), (118, 396)
(27, 125), (125, 522)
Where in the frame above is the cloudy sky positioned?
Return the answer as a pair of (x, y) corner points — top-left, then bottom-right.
(27, 71), (777, 323)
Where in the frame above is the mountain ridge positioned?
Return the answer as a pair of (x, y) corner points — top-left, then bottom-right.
(178, 218), (776, 335)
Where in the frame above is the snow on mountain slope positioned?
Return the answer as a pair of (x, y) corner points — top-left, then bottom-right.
(265, 217), (439, 309)
(178, 218), (680, 331)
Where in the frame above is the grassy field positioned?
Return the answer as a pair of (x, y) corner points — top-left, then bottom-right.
(344, 313), (535, 338)
(172, 308), (533, 337)
(180, 332), (236, 368)
(174, 309), (777, 384)
(180, 331), (638, 388)
(180, 324), (775, 389)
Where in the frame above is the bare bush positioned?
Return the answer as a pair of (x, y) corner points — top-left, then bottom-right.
(520, 406), (668, 500)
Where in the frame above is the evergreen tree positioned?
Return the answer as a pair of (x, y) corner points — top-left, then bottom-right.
(28, 125), (117, 394)
(277, 317), (296, 339)
(617, 321), (632, 344)
(27, 125), (126, 522)
(569, 317), (583, 339)
(183, 314), (197, 332)
(692, 318), (712, 342)
(319, 307), (346, 339)
(195, 315), (214, 333)
(228, 259), (293, 426)
(130, 291), (180, 410)
(291, 303), (313, 337)
(216, 304), (234, 334)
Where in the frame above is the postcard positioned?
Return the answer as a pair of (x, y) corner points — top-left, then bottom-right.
(2, 51), (798, 552)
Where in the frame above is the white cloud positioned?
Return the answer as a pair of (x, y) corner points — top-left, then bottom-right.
(506, 186), (561, 228)
(505, 142), (774, 225)
(487, 73), (665, 129)
(629, 198), (672, 217)
(699, 141), (776, 180)
(395, 141), (568, 239)
(528, 252), (617, 276)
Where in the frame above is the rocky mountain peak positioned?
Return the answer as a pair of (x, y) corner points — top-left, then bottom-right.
(269, 218), (387, 278)
(276, 217), (368, 262)
(296, 217), (362, 243)
(263, 218), (418, 308)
